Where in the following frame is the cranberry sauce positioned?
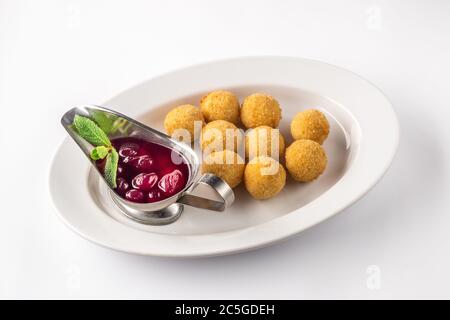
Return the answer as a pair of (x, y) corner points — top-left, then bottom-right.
(96, 137), (190, 203)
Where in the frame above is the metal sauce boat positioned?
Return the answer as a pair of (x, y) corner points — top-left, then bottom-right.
(61, 105), (234, 225)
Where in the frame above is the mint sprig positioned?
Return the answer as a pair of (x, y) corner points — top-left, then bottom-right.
(91, 110), (117, 134)
(72, 115), (118, 189)
(73, 115), (111, 147)
(90, 146), (111, 160)
(104, 148), (119, 189)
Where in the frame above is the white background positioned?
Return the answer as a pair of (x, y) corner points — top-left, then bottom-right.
(1, 0), (450, 299)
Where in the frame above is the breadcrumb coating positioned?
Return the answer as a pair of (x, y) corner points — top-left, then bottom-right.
(240, 93), (282, 129)
(290, 109), (329, 144)
(285, 139), (327, 182)
(164, 104), (204, 140)
(244, 156), (286, 200)
(200, 120), (243, 152)
(200, 90), (240, 125)
(245, 126), (285, 160)
(202, 150), (245, 188)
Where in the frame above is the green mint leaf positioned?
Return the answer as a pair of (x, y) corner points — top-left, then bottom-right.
(90, 146), (110, 160)
(91, 110), (117, 134)
(104, 148), (118, 188)
(73, 115), (111, 147)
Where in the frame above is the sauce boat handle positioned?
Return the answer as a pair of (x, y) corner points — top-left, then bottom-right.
(177, 173), (235, 212)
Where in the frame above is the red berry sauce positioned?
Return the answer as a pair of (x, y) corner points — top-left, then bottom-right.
(96, 137), (189, 203)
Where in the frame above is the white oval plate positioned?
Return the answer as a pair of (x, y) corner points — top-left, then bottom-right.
(49, 56), (398, 257)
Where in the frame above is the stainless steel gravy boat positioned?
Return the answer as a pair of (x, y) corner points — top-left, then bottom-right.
(61, 105), (234, 225)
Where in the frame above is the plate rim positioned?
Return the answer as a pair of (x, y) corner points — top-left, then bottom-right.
(49, 55), (399, 257)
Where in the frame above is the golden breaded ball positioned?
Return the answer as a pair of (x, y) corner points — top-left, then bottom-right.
(245, 126), (285, 160)
(164, 104), (204, 141)
(200, 90), (240, 125)
(202, 150), (245, 188)
(200, 120), (243, 152)
(290, 109), (330, 144)
(244, 156), (286, 200)
(240, 93), (282, 129)
(285, 140), (327, 182)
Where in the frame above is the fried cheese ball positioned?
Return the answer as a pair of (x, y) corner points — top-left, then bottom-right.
(290, 109), (330, 144)
(200, 120), (243, 152)
(240, 93), (282, 129)
(202, 150), (245, 188)
(200, 90), (240, 125)
(245, 126), (285, 160)
(285, 139), (327, 182)
(244, 156), (286, 200)
(164, 104), (204, 141)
